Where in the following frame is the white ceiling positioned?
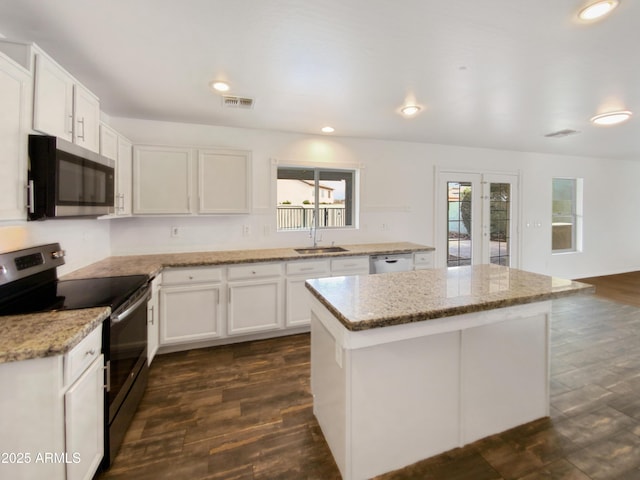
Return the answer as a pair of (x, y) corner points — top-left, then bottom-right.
(1, 0), (639, 159)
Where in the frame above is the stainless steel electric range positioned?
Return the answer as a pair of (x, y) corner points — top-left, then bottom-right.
(0, 243), (150, 469)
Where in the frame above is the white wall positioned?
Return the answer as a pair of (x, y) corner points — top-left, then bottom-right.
(0, 219), (110, 276)
(110, 116), (640, 279)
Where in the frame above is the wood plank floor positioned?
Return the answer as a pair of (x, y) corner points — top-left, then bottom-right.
(98, 275), (640, 479)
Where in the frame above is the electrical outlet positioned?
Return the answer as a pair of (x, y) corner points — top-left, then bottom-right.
(242, 224), (251, 237)
(170, 226), (180, 238)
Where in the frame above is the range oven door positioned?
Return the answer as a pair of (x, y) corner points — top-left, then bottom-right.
(103, 285), (150, 467)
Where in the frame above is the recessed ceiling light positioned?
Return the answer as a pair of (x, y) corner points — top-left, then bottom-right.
(590, 110), (633, 125)
(321, 126), (335, 133)
(401, 105), (421, 116)
(578, 0), (619, 21)
(210, 81), (230, 92)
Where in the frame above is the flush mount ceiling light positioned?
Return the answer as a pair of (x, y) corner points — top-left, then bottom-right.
(578, 0), (620, 21)
(321, 126), (335, 133)
(400, 105), (421, 117)
(590, 110), (633, 125)
(210, 81), (230, 92)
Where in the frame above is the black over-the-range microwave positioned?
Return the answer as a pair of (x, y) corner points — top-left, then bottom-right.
(27, 135), (115, 220)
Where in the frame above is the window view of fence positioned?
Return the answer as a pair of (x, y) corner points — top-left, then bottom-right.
(277, 205), (346, 230)
(276, 166), (355, 231)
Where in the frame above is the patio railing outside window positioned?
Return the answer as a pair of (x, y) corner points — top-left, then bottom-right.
(277, 205), (346, 230)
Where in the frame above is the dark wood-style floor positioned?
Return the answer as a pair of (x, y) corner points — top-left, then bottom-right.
(97, 273), (640, 480)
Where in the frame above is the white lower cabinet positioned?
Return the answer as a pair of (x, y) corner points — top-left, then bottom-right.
(0, 324), (104, 480)
(160, 267), (223, 345)
(330, 256), (371, 276)
(156, 254), (421, 349)
(285, 260), (330, 327)
(147, 274), (161, 364)
(64, 354), (105, 480)
(227, 263), (284, 335)
(413, 250), (435, 270)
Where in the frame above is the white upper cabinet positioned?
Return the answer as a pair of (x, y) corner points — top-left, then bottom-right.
(33, 52), (74, 142)
(0, 52), (30, 220)
(116, 135), (133, 216)
(132, 145), (252, 216)
(198, 149), (252, 214)
(99, 123), (118, 160)
(32, 49), (100, 152)
(133, 145), (192, 214)
(73, 83), (100, 152)
(101, 123), (133, 216)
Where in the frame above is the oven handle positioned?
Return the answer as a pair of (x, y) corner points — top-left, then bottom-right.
(111, 288), (151, 324)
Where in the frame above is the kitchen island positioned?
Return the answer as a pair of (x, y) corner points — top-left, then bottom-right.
(306, 264), (594, 480)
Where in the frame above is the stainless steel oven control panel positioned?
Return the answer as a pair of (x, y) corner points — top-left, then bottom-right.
(0, 243), (65, 286)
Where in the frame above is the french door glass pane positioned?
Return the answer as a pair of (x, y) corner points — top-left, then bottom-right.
(447, 182), (472, 267)
(489, 183), (510, 266)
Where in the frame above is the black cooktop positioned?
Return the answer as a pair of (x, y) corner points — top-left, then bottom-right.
(0, 275), (148, 316)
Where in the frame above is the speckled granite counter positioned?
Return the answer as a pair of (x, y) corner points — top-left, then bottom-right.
(309, 264), (595, 479)
(1, 242), (432, 364)
(62, 242), (433, 279)
(306, 264), (594, 331)
(0, 307), (109, 363)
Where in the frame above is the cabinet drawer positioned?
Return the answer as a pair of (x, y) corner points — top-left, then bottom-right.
(414, 251), (434, 269)
(286, 260), (330, 276)
(162, 267), (223, 284)
(64, 324), (102, 387)
(228, 263), (282, 281)
(331, 257), (370, 274)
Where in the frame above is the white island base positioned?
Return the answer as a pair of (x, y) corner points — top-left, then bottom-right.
(310, 296), (550, 480)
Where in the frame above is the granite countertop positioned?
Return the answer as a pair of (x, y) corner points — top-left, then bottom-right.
(1, 242), (432, 364)
(0, 307), (110, 364)
(62, 242), (433, 279)
(305, 264), (595, 331)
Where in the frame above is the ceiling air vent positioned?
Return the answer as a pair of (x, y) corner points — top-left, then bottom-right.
(222, 95), (255, 109)
(544, 129), (580, 138)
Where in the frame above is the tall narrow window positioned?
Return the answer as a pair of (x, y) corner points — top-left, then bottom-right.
(277, 167), (356, 231)
(552, 178), (582, 253)
(447, 181), (472, 267)
(489, 183), (511, 266)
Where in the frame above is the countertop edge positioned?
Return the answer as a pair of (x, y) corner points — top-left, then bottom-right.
(306, 274), (596, 332)
(62, 242), (435, 280)
(0, 307), (110, 364)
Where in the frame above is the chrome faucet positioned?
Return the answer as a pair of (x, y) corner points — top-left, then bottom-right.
(309, 224), (323, 247)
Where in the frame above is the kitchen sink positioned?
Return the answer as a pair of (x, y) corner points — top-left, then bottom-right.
(294, 246), (348, 254)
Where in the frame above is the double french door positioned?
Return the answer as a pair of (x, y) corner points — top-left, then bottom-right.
(437, 171), (519, 268)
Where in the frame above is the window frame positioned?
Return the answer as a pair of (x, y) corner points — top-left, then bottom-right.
(275, 164), (359, 232)
(551, 177), (583, 254)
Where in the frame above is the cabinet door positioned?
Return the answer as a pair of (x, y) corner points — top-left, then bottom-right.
(147, 275), (161, 364)
(133, 146), (192, 214)
(0, 53), (29, 220)
(331, 256), (371, 276)
(65, 355), (104, 480)
(73, 83), (100, 153)
(286, 275), (330, 327)
(413, 251), (434, 270)
(160, 283), (222, 344)
(228, 278), (283, 335)
(198, 149), (251, 214)
(100, 123), (118, 160)
(33, 53), (74, 141)
(116, 136), (133, 215)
